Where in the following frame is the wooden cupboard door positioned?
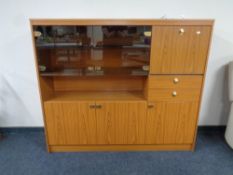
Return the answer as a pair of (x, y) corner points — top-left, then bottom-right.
(44, 101), (97, 145)
(95, 101), (147, 144)
(150, 26), (212, 74)
(146, 101), (199, 144)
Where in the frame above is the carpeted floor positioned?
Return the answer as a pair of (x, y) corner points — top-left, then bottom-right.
(0, 129), (232, 175)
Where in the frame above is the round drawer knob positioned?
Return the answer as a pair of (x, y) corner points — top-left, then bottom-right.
(172, 91), (177, 97)
(196, 31), (201, 35)
(179, 28), (185, 35)
(173, 78), (179, 84)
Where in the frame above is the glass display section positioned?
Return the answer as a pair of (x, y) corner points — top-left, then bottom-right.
(34, 25), (152, 77)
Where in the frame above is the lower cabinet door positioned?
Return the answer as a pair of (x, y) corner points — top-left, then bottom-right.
(45, 100), (197, 145)
(44, 101), (148, 145)
(44, 101), (97, 145)
(95, 101), (147, 144)
(145, 101), (199, 144)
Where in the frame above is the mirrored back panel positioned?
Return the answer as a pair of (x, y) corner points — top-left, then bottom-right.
(34, 25), (152, 77)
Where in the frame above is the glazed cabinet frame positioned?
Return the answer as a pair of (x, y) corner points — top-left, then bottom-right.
(31, 19), (214, 152)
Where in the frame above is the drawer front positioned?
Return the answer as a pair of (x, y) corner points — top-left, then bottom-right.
(148, 88), (201, 101)
(148, 75), (203, 89)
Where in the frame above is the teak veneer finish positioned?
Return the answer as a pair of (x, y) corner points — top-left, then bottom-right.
(31, 19), (214, 152)
(148, 88), (201, 101)
(30, 19), (214, 26)
(146, 101), (199, 144)
(53, 76), (146, 92)
(45, 101), (148, 145)
(148, 75), (203, 89)
(150, 26), (212, 74)
(45, 91), (145, 102)
(49, 144), (193, 152)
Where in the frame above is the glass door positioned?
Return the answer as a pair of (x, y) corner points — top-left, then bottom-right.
(34, 25), (152, 77)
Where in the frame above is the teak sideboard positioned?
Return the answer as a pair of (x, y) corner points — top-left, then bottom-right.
(30, 19), (214, 152)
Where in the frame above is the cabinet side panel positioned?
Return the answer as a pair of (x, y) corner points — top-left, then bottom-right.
(191, 24), (214, 150)
(30, 23), (53, 151)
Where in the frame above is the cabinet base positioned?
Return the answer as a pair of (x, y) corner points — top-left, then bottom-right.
(49, 144), (193, 152)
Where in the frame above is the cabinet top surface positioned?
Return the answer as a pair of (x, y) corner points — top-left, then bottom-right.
(30, 19), (214, 26)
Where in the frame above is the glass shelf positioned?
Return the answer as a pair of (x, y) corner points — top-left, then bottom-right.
(36, 42), (83, 48)
(40, 67), (149, 77)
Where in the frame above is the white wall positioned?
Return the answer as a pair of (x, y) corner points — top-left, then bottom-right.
(0, 0), (233, 126)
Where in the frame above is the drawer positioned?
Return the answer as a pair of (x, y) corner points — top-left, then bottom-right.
(148, 88), (201, 101)
(148, 75), (203, 89)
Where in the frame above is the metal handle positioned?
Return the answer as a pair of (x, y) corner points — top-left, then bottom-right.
(179, 28), (185, 35)
(95, 104), (102, 109)
(95, 66), (102, 71)
(173, 78), (179, 84)
(87, 66), (95, 71)
(196, 31), (201, 35)
(172, 91), (177, 97)
(148, 103), (155, 108)
(89, 104), (96, 109)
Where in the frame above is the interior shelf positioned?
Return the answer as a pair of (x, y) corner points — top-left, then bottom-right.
(40, 69), (148, 77)
(36, 42), (83, 48)
(45, 91), (146, 102)
(36, 43), (150, 49)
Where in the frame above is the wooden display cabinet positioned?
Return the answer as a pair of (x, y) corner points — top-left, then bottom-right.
(30, 19), (214, 152)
